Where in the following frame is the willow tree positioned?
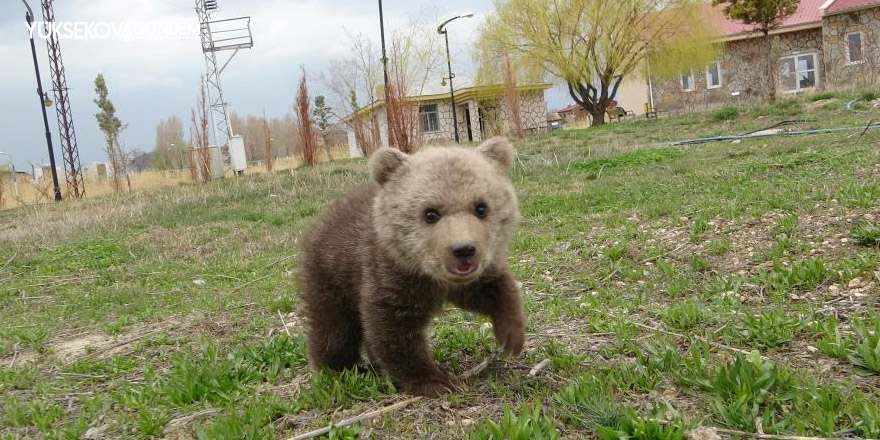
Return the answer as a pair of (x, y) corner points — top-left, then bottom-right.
(476, 0), (718, 126)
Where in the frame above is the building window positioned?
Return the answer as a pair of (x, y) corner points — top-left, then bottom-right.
(847, 32), (864, 64)
(419, 104), (439, 132)
(706, 61), (722, 89)
(780, 53), (817, 92)
(681, 72), (694, 92)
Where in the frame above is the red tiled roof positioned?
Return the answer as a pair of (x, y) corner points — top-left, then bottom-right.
(705, 0), (827, 38)
(826, 0), (880, 14)
(556, 103), (582, 114)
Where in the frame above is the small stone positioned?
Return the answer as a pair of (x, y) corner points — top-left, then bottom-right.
(688, 426), (723, 440)
(829, 284), (840, 293)
(461, 419), (476, 426)
(849, 277), (864, 289)
(807, 345), (818, 353)
(82, 425), (111, 440)
(193, 279), (206, 286)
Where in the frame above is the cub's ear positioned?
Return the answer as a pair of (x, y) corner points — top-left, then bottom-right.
(370, 147), (408, 185)
(477, 137), (515, 174)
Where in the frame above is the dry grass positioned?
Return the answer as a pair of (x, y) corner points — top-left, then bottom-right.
(0, 146), (347, 213)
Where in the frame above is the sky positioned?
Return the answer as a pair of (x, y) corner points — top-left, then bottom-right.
(0, 0), (570, 172)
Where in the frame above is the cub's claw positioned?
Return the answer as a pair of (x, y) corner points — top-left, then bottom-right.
(494, 319), (525, 356)
(405, 375), (462, 397)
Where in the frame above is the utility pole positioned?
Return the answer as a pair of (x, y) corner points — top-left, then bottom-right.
(42, 0), (85, 198)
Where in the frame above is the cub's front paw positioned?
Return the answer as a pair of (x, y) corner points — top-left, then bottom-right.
(493, 318), (525, 356)
(405, 375), (462, 398)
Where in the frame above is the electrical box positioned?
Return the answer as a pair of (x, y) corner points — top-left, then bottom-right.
(229, 135), (247, 173)
(211, 146), (224, 179)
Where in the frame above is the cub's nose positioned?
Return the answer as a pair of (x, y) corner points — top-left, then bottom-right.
(451, 241), (476, 259)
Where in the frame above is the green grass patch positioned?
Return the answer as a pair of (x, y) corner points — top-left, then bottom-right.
(713, 106), (739, 122)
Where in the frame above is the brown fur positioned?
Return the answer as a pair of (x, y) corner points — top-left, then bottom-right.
(299, 137), (524, 397)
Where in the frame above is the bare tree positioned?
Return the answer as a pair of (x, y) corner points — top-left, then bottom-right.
(324, 32), (383, 156)
(152, 116), (188, 170)
(295, 68), (319, 166)
(189, 80), (211, 182)
(262, 111), (273, 173)
(384, 26), (441, 152)
(127, 149), (152, 173)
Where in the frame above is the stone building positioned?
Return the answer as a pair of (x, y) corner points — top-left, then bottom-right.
(627, 0), (880, 111)
(342, 81), (552, 158)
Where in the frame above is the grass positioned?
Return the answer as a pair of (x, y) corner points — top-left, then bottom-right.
(852, 222), (880, 247)
(713, 106), (739, 122)
(1, 90), (879, 438)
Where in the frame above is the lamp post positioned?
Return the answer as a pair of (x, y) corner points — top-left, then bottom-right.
(23, 0), (62, 202)
(377, 0), (392, 148)
(437, 12), (473, 144)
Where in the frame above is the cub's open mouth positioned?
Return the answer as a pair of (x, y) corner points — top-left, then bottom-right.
(449, 262), (477, 276)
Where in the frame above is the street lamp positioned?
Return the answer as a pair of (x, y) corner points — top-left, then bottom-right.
(377, 0), (392, 148)
(437, 12), (473, 144)
(23, 0), (62, 201)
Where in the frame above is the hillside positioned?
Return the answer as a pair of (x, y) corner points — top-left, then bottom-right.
(1, 90), (879, 439)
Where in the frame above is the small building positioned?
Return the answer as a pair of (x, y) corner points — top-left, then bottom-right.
(555, 103), (590, 126)
(623, 0), (880, 111)
(342, 79), (552, 157)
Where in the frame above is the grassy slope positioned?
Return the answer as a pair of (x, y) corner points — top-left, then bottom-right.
(1, 90), (879, 439)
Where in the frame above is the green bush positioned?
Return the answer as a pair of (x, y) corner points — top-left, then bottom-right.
(810, 92), (838, 101)
(713, 106), (740, 121)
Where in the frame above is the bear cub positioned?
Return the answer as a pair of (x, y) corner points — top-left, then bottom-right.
(299, 137), (525, 397)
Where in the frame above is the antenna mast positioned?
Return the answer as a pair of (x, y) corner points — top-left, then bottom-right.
(195, 0), (253, 147)
(42, 0), (85, 197)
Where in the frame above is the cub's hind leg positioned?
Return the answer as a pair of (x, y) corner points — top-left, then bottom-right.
(304, 295), (363, 370)
(301, 268), (363, 370)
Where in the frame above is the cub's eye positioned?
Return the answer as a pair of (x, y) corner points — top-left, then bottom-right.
(424, 209), (441, 224)
(474, 203), (488, 219)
